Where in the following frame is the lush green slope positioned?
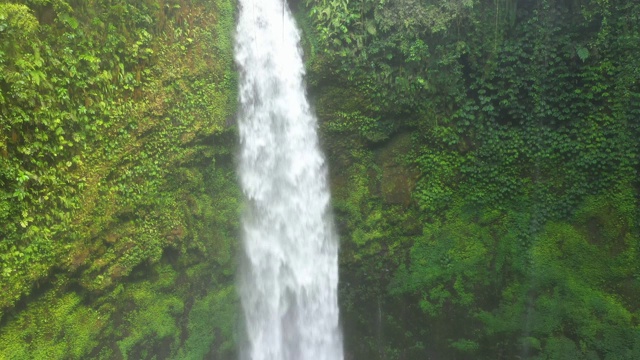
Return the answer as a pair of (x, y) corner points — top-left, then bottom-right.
(0, 0), (239, 358)
(299, 0), (640, 359)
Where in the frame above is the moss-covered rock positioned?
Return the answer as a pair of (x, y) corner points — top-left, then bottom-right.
(0, 0), (240, 358)
(300, 0), (640, 358)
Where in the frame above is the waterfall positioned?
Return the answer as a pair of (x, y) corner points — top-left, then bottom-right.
(234, 0), (343, 359)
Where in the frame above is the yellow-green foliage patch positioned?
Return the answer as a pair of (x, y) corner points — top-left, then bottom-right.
(0, 0), (240, 358)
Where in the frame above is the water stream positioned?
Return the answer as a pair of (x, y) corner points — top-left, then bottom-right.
(234, 0), (343, 359)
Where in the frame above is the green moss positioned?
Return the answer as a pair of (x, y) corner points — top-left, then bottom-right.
(0, 0), (240, 358)
(116, 284), (184, 359)
(302, 0), (640, 357)
(178, 285), (238, 360)
(0, 289), (102, 359)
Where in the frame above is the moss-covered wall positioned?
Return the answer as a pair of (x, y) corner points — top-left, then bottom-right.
(299, 0), (640, 359)
(0, 0), (240, 358)
(2, 0), (639, 359)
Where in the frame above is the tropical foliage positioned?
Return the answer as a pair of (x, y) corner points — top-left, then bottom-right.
(1, 0), (638, 359)
(301, 0), (640, 358)
(0, 0), (239, 358)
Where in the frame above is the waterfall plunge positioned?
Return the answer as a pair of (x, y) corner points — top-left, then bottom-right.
(234, 1), (343, 360)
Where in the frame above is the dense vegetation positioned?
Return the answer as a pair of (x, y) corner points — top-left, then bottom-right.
(1, 0), (638, 359)
(298, 0), (640, 359)
(0, 0), (239, 358)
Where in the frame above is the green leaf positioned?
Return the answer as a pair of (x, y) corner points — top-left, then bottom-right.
(365, 20), (377, 35)
(576, 47), (589, 62)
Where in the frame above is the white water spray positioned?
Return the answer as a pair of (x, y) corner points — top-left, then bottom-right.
(234, 0), (343, 359)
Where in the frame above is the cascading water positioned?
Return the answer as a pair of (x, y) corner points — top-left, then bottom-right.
(234, 0), (343, 359)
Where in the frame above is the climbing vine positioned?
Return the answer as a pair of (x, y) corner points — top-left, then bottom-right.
(302, 0), (640, 358)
